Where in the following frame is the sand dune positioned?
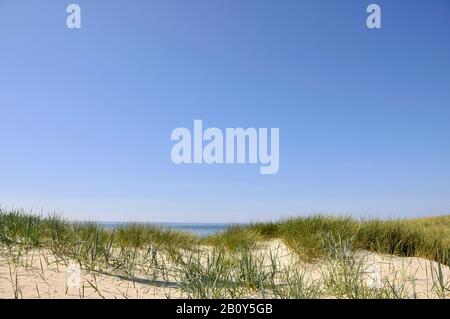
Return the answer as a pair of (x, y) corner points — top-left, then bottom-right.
(1, 240), (448, 299)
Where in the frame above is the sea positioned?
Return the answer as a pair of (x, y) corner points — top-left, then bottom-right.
(98, 222), (239, 237)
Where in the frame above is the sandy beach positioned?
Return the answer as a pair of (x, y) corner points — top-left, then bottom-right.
(1, 239), (449, 299)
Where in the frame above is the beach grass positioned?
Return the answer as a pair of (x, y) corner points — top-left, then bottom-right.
(0, 208), (449, 299)
(1, 209), (448, 264)
(200, 225), (262, 252)
(244, 215), (450, 265)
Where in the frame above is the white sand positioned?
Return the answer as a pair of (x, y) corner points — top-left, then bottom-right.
(1, 241), (449, 299)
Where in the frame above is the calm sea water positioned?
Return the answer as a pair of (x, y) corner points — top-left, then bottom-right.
(98, 222), (238, 237)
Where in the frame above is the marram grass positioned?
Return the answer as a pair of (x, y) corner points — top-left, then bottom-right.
(0, 208), (449, 299)
(247, 215), (450, 265)
(1, 209), (449, 264)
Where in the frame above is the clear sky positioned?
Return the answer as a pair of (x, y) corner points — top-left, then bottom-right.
(1, 0), (449, 222)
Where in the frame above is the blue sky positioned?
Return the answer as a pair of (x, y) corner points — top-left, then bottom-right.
(0, 0), (449, 222)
